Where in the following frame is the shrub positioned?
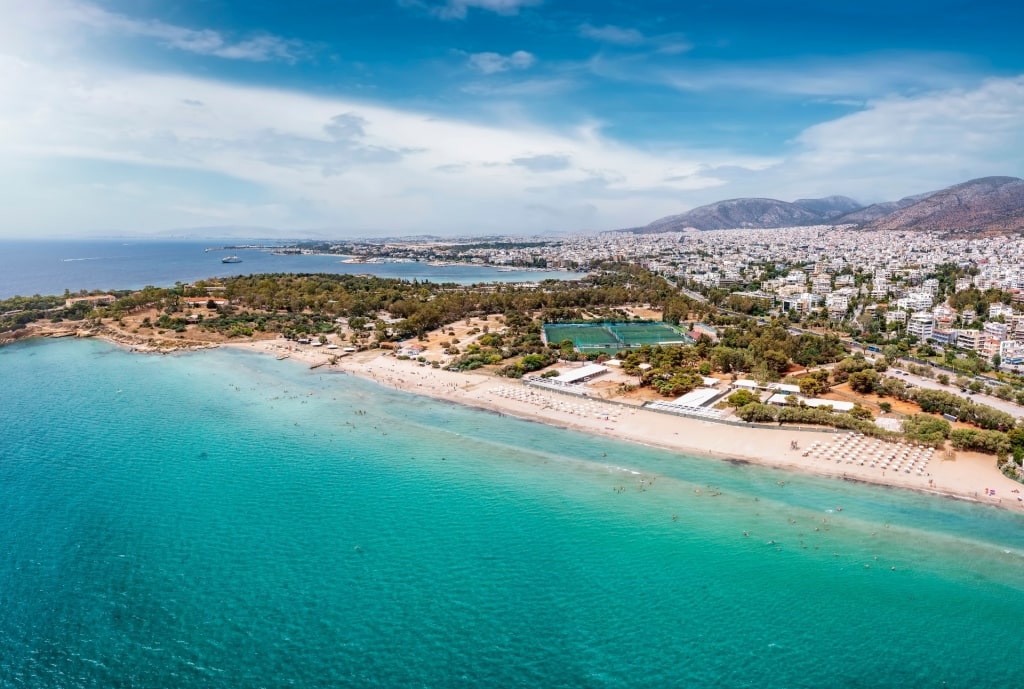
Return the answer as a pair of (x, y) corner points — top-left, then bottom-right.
(726, 389), (758, 408)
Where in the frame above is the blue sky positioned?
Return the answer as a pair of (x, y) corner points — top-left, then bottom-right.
(1, 0), (1022, 237)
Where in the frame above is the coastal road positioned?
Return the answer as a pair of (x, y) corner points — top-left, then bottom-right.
(883, 369), (1023, 420)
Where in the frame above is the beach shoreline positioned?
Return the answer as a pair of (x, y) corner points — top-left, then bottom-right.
(225, 339), (1024, 511)
(6, 321), (1015, 505)
(8, 323), (1021, 509)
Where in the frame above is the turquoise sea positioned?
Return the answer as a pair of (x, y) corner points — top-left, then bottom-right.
(3, 338), (1024, 688)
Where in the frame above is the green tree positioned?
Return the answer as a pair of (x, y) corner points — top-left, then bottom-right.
(848, 369), (880, 394)
(726, 389), (758, 408)
(902, 415), (951, 444)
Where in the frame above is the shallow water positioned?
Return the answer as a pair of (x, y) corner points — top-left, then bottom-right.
(2, 339), (1023, 688)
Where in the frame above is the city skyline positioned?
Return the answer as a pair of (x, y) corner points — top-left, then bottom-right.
(1, 0), (1022, 237)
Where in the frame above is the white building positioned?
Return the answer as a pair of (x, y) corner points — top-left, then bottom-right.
(825, 293), (849, 319)
(989, 303), (1015, 319)
(885, 310), (907, 325)
(907, 312), (935, 341)
(905, 292), (934, 311)
(1000, 340), (1024, 366)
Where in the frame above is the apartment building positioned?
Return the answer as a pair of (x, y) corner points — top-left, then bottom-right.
(907, 312), (935, 341)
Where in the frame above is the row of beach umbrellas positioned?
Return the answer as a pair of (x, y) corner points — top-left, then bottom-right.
(803, 433), (934, 476)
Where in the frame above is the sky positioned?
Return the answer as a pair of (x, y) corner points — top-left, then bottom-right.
(1, 0), (1022, 238)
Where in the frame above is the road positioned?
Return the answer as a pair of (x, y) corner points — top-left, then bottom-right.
(884, 368), (1023, 419)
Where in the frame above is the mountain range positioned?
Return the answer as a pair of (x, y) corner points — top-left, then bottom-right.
(635, 176), (1024, 235)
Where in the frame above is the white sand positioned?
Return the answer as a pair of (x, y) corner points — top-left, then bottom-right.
(231, 341), (1024, 510)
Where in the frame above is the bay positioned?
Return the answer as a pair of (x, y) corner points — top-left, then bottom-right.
(0, 240), (575, 299)
(2, 338), (1023, 688)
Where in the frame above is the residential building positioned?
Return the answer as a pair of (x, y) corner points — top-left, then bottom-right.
(907, 312), (935, 341)
(957, 329), (984, 352)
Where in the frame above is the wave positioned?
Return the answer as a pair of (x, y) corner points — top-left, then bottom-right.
(60, 257), (104, 262)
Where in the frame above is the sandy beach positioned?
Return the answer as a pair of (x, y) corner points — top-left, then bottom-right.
(229, 340), (1024, 510)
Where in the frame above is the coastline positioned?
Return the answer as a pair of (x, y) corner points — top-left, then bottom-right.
(8, 324), (1020, 509)
(226, 339), (1024, 511)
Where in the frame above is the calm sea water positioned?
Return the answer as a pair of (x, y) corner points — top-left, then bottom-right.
(2, 338), (1024, 688)
(0, 240), (575, 298)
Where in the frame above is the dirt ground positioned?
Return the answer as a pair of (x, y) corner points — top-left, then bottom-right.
(410, 314), (508, 360)
(824, 382), (921, 416)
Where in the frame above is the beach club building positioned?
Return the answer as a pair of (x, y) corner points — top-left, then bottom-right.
(182, 296), (229, 308)
(730, 379), (800, 395)
(65, 294), (116, 308)
(731, 379), (855, 412)
(765, 394), (855, 413)
(552, 363), (610, 385)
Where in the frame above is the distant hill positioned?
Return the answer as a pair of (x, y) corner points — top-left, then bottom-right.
(832, 192), (933, 224)
(860, 176), (1024, 235)
(632, 175), (1024, 235)
(792, 196), (862, 219)
(642, 197), (838, 232)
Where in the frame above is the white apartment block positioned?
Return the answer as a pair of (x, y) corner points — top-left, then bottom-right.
(885, 310), (907, 324)
(906, 292), (934, 311)
(825, 293), (848, 319)
(907, 312), (935, 341)
(983, 321), (1009, 340)
(1000, 340), (1024, 366)
(782, 293), (820, 313)
(989, 303), (1015, 319)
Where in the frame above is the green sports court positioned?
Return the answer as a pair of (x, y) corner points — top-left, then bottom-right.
(542, 322), (692, 353)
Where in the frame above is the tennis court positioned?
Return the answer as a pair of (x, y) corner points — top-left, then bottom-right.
(544, 323), (620, 350)
(543, 322), (691, 353)
(608, 322), (689, 346)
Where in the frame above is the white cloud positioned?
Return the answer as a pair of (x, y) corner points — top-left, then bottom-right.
(436, 0), (542, 19)
(467, 50), (536, 74)
(684, 75), (1024, 206)
(579, 24), (645, 46)
(0, 53), (774, 235)
(5, 0), (306, 63)
(578, 23), (691, 54)
(589, 52), (977, 98)
(510, 153), (571, 172)
(782, 75), (1024, 199)
(403, 0), (542, 20)
(460, 76), (574, 96)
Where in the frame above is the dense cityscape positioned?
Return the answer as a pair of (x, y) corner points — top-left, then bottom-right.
(285, 225), (1024, 374)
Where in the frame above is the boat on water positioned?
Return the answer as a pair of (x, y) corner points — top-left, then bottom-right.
(221, 256), (242, 264)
